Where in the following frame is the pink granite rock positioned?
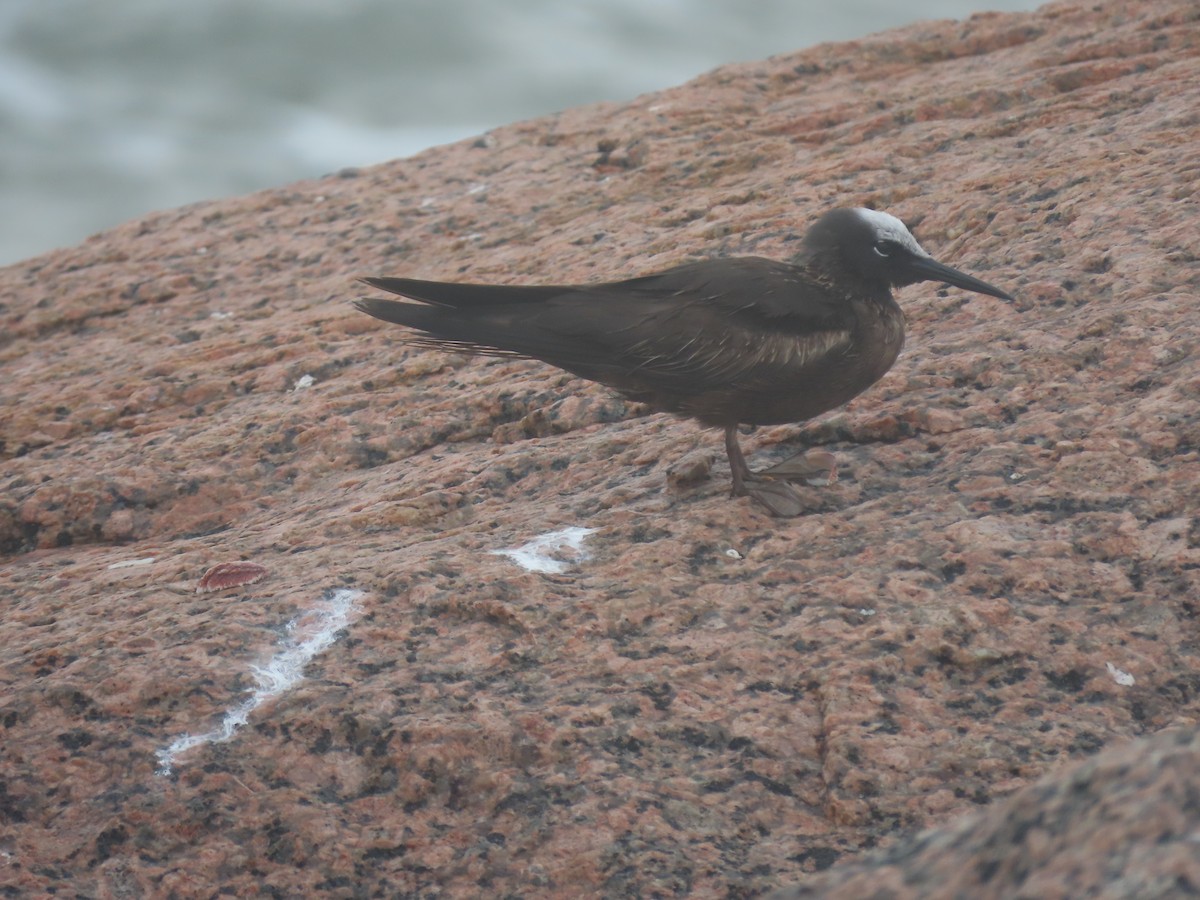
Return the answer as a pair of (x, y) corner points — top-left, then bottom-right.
(769, 727), (1200, 899)
(2, 0), (1199, 896)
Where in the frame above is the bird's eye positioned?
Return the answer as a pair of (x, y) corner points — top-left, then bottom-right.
(873, 240), (893, 258)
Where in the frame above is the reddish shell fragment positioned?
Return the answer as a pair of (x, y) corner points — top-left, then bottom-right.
(196, 561), (269, 593)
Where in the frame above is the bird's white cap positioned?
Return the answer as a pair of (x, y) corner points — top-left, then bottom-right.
(853, 208), (931, 258)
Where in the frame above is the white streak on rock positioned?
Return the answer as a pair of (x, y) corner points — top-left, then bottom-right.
(156, 588), (362, 775)
(107, 557), (155, 569)
(1106, 661), (1135, 686)
(491, 527), (597, 574)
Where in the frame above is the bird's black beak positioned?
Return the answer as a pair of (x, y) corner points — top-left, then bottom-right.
(906, 255), (1013, 301)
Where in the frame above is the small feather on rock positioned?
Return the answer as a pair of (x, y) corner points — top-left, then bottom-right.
(197, 562), (269, 593)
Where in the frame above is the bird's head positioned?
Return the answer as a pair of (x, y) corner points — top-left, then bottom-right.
(800, 207), (1012, 301)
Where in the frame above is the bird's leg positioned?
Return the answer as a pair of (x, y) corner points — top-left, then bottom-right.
(724, 425), (752, 497)
(724, 425), (806, 517)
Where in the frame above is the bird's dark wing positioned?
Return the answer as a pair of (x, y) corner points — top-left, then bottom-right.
(355, 278), (623, 367)
(360, 276), (568, 308)
(567, 258), (854, 391)
(355, 258), (854, 393)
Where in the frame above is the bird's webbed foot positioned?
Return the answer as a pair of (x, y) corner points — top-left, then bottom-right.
(738, 476), (806, 517)
(757, 450), (838, 486)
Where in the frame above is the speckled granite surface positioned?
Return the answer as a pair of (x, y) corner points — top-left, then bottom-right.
(769, 726), (1200, 899)
(2, 0), (1199, 896)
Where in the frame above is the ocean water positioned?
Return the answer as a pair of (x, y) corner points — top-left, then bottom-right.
(0, 0), (1040, 266)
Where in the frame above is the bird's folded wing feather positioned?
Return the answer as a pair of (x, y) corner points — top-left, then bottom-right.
(542, 259), (855, 391)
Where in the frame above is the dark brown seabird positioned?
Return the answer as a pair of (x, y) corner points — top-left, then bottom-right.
(354, 207), (1012, 516)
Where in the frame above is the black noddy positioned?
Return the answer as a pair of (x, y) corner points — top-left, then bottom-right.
(355, 207), (1012, 516)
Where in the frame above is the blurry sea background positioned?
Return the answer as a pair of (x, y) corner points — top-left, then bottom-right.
(1, 0), (1041, 267)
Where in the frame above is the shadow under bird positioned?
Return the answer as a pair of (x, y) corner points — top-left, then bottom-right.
(355, 207), (1012, 516)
